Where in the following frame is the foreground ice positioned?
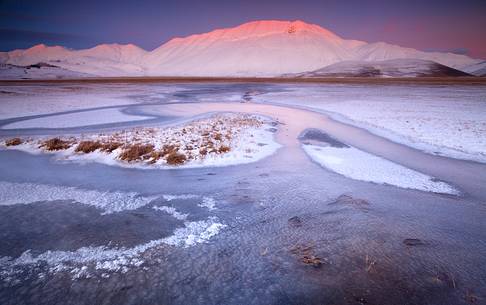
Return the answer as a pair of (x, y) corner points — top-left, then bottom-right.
(0, 217), (225, 281)
(0, 183), (226, 281)
(303, 144), (459, 194)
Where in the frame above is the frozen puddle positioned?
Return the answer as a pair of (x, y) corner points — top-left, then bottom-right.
(0, 183), (226, 282)
(301, 129), (459, 194)
(0, 181), (157, 214)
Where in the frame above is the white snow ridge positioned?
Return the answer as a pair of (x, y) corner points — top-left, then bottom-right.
(303, 145), (459, 195)
(0, 181), (157, 214)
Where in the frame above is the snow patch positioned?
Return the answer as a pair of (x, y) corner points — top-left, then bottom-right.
(161, 217), (226, 247)
(303, 144), (458, 194)
(163, 194), (199, 201)
(0, 181), (157, 214)
(199, 196), (217, 210)
(152, 205), (188, 220)
(2, 113), (281, 169)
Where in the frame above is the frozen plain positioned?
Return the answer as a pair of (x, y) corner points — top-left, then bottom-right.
(0, 81), (485, 305)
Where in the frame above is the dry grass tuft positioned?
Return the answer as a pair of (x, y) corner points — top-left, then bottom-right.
(166, 152), (187, 165)
(365, 254), (376, 273)
(213, 133), (223, 141)
(5, 138), (22, 146)
(161, 144), (179, 157)
(290, 244), (325, 268)
(100, 141), (122, 153)
(147, 150), (164, 164)
(119, 144), (154, 162)
(218, 145), (231, 153)
(75, 141), (102, 153)
(41, 138), (72, 151)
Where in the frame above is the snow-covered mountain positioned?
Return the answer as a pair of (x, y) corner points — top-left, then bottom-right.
(463, 61), (486, 76)
(0, 20), (482, 78)
(0, 62), (93, 79)
(287, 59), (472, 78)
(0, 43), (147, 77)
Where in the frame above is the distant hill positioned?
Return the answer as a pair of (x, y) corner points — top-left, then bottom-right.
(285, 59), (472, 78)
(463, 61), (486, 76)
(0, 62), (92, 79)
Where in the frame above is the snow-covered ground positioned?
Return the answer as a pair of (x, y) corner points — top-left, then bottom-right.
(0, 84), (184, 120)
(303, 144), (458, 194)
(254, 84), (486, 163)
(0, 88), (135, 121)
(1, 113), (281, 169)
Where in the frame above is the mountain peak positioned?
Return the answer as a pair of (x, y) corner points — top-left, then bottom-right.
(165, 19), (342, 46)
(222, 19), (341, 40)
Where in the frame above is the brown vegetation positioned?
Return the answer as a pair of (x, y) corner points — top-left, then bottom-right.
(5, 138), (22, 146)
(218, 145), (231, 153)
(213, 133), (222, 141)
(290, 244), (325, 268)
(161, 144), (179, 157)
(119, 144), (154, 162)
(41, 138), (72, 151)
(147, 150), (164, 164)
(166, 152), (187, 165)
(100, 141), (122, 152)
(75, 141), (102, 153)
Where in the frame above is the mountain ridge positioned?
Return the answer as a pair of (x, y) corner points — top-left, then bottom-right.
(0, 20), (482, 78)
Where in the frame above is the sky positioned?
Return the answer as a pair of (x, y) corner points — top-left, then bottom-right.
(1, 0), (486, 59)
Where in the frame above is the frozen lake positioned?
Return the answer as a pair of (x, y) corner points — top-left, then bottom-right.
(0, 81), (485, 305)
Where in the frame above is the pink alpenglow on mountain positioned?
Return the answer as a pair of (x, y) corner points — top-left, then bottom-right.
(0, 20), (481, 78)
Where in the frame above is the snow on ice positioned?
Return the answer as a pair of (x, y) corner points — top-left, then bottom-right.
(302, 144), (459, 194)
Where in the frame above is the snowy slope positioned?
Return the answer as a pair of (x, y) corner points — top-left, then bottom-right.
(143, 20), (479, 76)
(142, 20), (363, 76)
(0, 63), (93, 79)
(463, 61), (486, 76)
(289, 59), (472, 78)
(0, 20), (482, 78)
(0, 44), (148, 77)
